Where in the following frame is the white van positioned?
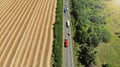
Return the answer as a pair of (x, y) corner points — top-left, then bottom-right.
(66, 20), (70, 27)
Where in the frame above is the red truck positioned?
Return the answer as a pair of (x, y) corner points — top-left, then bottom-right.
(65, 39), (68, 47)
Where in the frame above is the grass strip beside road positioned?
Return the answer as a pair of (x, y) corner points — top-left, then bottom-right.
(52, 0), (63, 67)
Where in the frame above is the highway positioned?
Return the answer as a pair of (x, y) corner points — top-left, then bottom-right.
(63, 0), (74, 67)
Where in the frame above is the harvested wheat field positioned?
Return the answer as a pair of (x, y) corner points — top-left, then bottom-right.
(0, 0), (56, 67)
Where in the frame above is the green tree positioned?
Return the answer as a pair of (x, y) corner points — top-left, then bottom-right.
(78, 45), (96, 66)
(102, 29), (111, 43)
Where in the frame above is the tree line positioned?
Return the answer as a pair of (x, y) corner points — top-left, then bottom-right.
(70, 0), (111, 66)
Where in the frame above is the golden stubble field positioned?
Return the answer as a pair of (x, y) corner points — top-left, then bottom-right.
(0, 0), (56, 67)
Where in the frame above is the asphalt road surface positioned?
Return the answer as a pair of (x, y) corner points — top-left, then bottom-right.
(63, 0), (74, 67)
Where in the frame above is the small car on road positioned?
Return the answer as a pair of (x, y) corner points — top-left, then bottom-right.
(66, 20), (70, 28)
(65, 39), (68, 47)
(68, 32), (70, 36)
(66, 8), (68, 11)
(64, 8), (68, 13)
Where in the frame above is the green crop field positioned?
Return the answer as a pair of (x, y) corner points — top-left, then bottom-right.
(97, 0), (120, 66)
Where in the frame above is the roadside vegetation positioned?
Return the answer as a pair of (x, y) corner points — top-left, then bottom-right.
(70, 0), (113, 67)
(52, 0), (63, 67)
